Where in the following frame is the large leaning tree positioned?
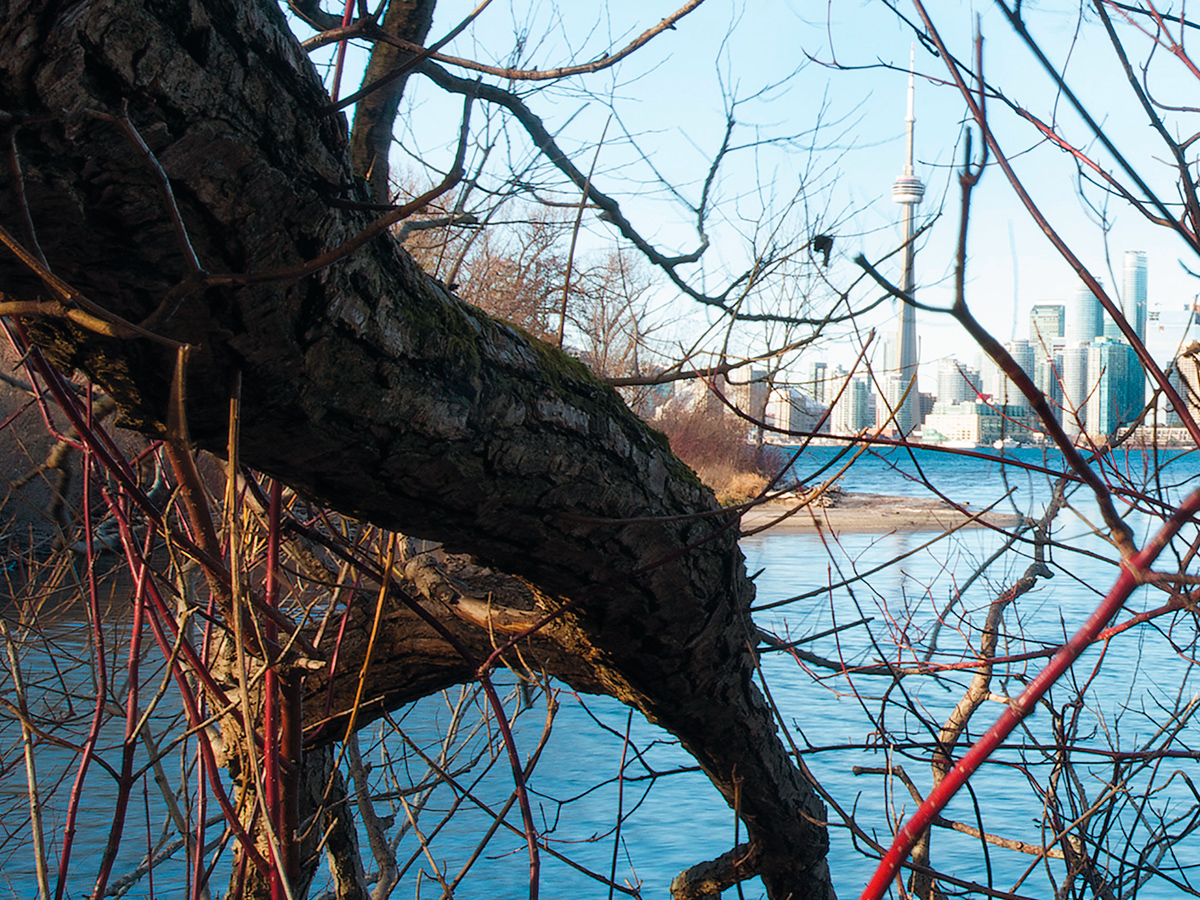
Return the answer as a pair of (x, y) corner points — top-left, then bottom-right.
(0, 0), (836, 897)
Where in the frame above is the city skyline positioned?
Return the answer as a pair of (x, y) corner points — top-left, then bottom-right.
(778, 247), (1200, 443)
(799, 50), (1186, 439)
(804, 247), (1197, 394)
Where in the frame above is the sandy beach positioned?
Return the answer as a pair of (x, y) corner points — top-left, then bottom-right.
(739, 491), (1023, 534)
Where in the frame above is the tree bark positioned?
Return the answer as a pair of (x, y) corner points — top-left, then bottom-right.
(347, 0), (436, 201)
(0, 1), (834, 896)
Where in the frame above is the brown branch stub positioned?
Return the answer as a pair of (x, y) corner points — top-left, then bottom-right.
(670, 843), (760, 900)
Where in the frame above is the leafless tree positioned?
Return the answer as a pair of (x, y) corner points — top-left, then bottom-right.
(0, 2), (846, 899)
(12, 2), (1200, 899)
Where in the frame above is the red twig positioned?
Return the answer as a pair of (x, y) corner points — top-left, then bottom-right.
(478, 675), (541, 899)
(90, 527), (153, 899)
(139, 591), (271, 875)
(329, 0), (356, 102)
(53, 434), (107, 900)
(264, 479), (285, 899)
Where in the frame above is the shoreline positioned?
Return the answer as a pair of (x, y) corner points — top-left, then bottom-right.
(739, 491), (1023, 534)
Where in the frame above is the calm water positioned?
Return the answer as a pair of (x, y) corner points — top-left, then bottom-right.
(6, 445), (1200, 899)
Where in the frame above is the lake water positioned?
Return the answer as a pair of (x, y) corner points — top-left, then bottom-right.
(5, 445), (1200, 899)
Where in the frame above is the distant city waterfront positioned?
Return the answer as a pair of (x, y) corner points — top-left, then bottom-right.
(649, 268), (1200, 460)
(686, 250), (1200, 452)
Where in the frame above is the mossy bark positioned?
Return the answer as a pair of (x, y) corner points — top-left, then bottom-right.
(0, 1), (834, 897)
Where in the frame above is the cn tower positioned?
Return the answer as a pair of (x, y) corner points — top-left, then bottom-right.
(891, 50), (925, 435)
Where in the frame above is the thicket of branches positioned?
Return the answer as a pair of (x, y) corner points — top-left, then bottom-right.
(7, 2), (1200, 900)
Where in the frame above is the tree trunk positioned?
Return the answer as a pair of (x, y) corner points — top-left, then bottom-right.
(0, 1), (834, 896)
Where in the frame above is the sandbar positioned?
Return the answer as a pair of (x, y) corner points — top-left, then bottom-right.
(739, 492), (1023, 534)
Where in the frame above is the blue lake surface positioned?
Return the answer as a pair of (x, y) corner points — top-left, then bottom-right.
(5, 445), (1200, 899)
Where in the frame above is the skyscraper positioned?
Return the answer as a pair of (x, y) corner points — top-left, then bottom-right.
(807, 361), (828, 405)
(936, 358), (980, 404)
(1122, 251), (1149, 414)
(829, 370), (875, 434)
(995, 340), (1034, 414)
(1086, 338), (1139, 437)
(1067, 279), (1103, 345)
(1123, 250), (1148, 345)
(1061, 345), (1089, 436)
(890, 50), (925, 436)
(1029, 304), (1065, 354)
(1029, 304), (1065, 422)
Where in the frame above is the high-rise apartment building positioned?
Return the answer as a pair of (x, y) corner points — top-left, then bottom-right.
(1067, 280), (1103, 345)
(806, 361), (828, 405)
(1086, 338), (1140, 437)
(936, 358), (981, 404)
(1030, 304), (1065, 354)
(828, 368), (875, 434)
(1123, 250), (1148, 345)
(1060, 345), (1089, 436)
(982, 340), (1034, 415)
(1055, 262), (1150, 439)
(768, 386), (827, 436)
(718, 369), (769, 422)
(1122, 250), (1149, 412)
(1170, 359), (1198, 428)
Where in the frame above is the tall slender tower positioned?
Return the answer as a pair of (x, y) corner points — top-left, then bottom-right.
(891, 49), (925, 435)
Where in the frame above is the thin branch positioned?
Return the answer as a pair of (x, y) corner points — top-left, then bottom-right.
(308, 0), (705, 83)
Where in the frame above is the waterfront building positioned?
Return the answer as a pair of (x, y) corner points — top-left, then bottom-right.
(919, 391), (935, 425)
(1032, 352), (1063, 419)
(1145, 300), (1200, 363)
(828, 369), (875, 434)
(1085, 338), (1141, 437)
(1173, 349), (1200, 430)
(1120, 251), (1149, 411)
(980, 340), (1034, 415)
(1165, 365), (1190, 428)
(717, 368), (767, 417)
(1007, 340), (1034, 412)
(767, 386), (828, 437)
(806, 361), (828, 405)
(936, 358), (981, 405)
(1028, 304), (1066, 423)
(1055, 263), (1150, 438)
(922, 400), (1025, 446)
(878, 373), (907, 432)
(1060, 345), (1090, 436)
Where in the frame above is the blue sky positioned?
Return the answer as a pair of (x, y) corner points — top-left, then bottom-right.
(302, 0), (1200, 388)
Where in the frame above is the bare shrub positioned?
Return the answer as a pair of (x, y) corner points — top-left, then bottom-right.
(654, 402), (765, 499)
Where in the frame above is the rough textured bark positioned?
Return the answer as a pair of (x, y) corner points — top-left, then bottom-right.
(0, 1), (834, 896)
(347, 0), (436, 201)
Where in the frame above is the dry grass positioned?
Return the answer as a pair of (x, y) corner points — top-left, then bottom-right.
(709, 470), (769, 505)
